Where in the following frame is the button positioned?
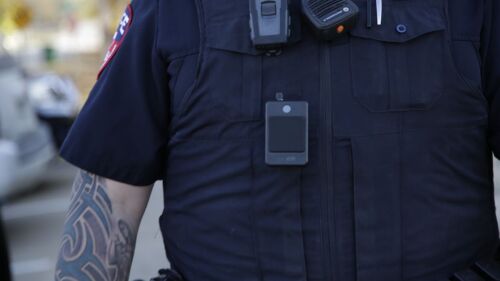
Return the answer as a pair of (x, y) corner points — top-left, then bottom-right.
(282, 105), (292, 114)
(261, 1), (277, 16)
(396, 24), (407, 33)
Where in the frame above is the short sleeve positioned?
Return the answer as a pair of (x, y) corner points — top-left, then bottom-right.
(60, 0), (169, 186)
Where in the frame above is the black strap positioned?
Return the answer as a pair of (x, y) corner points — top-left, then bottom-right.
(450, 247), (500, 281)
(472, 259), (500, 281)
(452, 269), (486, 281)
(149, 269), (183, 281)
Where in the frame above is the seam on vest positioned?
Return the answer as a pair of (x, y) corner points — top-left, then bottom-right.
(249, 142), (265, 281)
(170, 57), (185, 100)
(167, 49), (199, 62)
(174, 0), (205, 120)
(337, 123), (489, 139)
(451, 36), (481, 43)
(193, 0), (205, 82)
(398, 110), (404, 281)
(154, 0), (167, 65)
(444, 0), (488, 105)
(480, 0), (493, 89)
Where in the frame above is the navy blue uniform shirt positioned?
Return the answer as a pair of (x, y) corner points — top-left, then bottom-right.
(61, 0), (500, 280)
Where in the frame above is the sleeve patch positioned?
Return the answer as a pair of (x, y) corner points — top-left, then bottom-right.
(97, 4), (134, 79)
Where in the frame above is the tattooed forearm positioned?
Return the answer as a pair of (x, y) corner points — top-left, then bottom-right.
(108, 221), (134, 281)
(55, 171), (136, 281)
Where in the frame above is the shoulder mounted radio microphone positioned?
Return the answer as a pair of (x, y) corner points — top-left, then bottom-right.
(302, 0), (359, 40)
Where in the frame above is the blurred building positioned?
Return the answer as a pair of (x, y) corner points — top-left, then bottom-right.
(1, 0), (129, 54)
(0, 0), (130, 101)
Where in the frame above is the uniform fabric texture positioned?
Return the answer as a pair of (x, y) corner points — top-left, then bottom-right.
(60, 0), (500, 280)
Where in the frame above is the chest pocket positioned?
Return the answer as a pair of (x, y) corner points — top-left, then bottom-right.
(204, 16), (263, 122)
(349, 2), (446, 112)
(203, 13), (302, 122)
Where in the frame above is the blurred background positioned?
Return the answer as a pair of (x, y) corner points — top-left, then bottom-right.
(0, 1), (500, 281)
(0, 0), (167, 280)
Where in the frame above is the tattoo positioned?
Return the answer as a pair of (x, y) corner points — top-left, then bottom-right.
(55, 171), (135, 281)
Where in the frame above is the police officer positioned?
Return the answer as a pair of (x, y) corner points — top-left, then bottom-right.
(55, 0), (500, 281)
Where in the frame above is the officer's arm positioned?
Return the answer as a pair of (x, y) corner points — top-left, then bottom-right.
(55, 170), (153, 281)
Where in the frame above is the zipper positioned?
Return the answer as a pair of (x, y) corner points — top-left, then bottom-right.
(319, 43), (335, 281)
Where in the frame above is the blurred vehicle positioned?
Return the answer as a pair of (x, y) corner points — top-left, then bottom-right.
(28, 73), (79, 147)
(0, 47), (56, 200)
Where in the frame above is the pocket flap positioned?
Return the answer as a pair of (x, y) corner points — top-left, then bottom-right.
(206, 15), (302, 55)
(350, 4), (446, 43)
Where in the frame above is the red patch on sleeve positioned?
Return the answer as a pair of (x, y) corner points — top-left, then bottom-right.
(97, 4), (134, 79)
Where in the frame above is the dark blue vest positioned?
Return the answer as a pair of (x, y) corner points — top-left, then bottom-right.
(158, 0), (499, 280)
(59, 0), (500, 279)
